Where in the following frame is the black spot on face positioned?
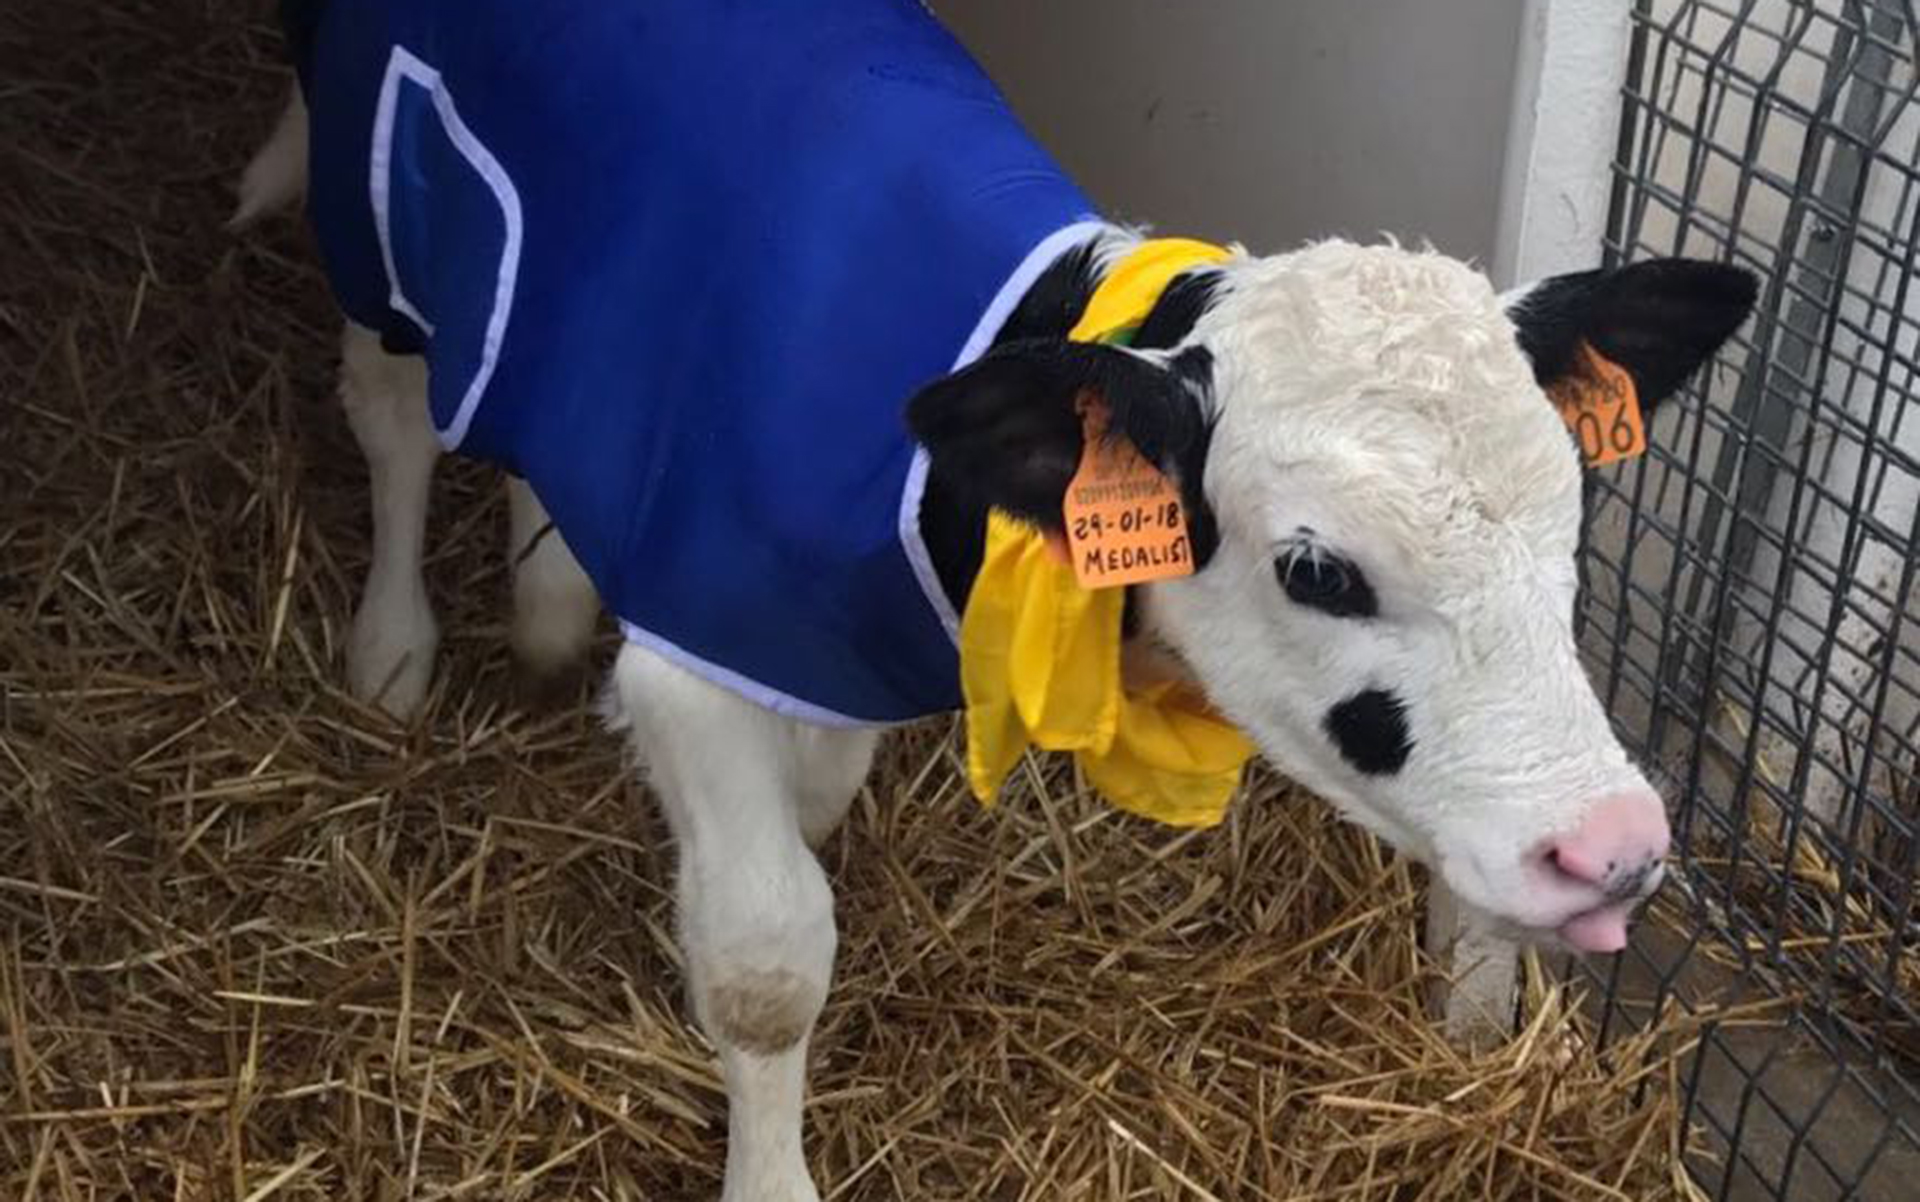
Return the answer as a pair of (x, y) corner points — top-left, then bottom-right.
(1324, 689), (1412, 776)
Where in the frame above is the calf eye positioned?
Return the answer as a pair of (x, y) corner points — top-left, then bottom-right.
(1276, 542), (1377, 618)
(1284, 556), (1350, 603)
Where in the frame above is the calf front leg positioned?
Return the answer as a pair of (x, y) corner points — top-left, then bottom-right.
(609, 644), (876, 1202)
(339, 323), (440, 716)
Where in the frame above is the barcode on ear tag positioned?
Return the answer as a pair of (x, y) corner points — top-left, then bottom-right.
(1061, 392), (1195, 589)
(1550, 343), (1647, 467)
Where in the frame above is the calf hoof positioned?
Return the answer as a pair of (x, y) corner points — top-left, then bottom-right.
(347, 592), (438, 718)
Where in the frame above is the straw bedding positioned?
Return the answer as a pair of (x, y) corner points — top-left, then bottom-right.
(3, 3), (1734, 1198)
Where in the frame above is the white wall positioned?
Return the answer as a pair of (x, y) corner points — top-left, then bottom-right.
(943, 0), (1527, 262)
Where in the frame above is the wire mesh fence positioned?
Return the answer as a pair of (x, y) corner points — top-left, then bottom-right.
(1576, 0), (1920, 1196)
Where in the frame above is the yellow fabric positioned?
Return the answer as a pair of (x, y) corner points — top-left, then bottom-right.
(1068, 238), (1233, 343)
(960, 238), (1253, 828)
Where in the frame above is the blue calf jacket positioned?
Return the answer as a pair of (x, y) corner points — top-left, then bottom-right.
(290, 0), (1096, 724)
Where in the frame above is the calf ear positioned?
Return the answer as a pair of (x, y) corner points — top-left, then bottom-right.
(907, 338), (1217, 547)
(1506, 259), (1758, 407)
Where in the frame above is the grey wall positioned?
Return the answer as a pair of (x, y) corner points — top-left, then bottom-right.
(942, 0), (1526, 263)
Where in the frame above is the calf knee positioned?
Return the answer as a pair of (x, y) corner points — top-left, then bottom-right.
(704, 966), (826, 1056)
(686, 857), (835, 1057)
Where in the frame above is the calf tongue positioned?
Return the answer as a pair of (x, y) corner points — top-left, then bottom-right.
(1558, 901), (1636, 953)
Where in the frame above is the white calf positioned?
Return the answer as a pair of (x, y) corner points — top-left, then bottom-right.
(243, 55), (1753, 1202)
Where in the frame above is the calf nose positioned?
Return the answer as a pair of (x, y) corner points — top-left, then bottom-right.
(1545, 791), (1671, 899)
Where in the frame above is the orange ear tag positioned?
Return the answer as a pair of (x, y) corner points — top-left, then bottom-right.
(1061, 392), (1195, 589)
(1549, 343), (1647, 467)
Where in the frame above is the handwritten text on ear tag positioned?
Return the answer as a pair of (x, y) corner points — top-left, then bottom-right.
(1550, 342), (1646, 467)
(1061, 392), (1195, 589)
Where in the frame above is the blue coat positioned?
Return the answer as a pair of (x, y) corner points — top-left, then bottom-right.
(291, 0), (1096, 724)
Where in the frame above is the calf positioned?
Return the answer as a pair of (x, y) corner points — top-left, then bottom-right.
(245, 1), (1755, 1198)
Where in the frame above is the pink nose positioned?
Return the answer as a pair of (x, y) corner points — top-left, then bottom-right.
(1545, 791), (1671, 898)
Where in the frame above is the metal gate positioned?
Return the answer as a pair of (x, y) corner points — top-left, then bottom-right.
(1577, 0), (1920, 1195)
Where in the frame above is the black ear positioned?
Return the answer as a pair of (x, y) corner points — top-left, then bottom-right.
(906, 338), (1219, 559)
(1508, 259), (1758, 406)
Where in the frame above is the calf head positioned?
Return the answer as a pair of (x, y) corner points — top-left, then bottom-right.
(911, 239), (1756, 952)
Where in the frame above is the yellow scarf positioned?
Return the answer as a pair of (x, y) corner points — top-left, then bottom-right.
(960, 238), (1255, 828)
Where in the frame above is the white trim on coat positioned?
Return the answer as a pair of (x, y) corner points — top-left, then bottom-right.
(369, 45), (524, 451)
(895, 217), (1109, 644)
